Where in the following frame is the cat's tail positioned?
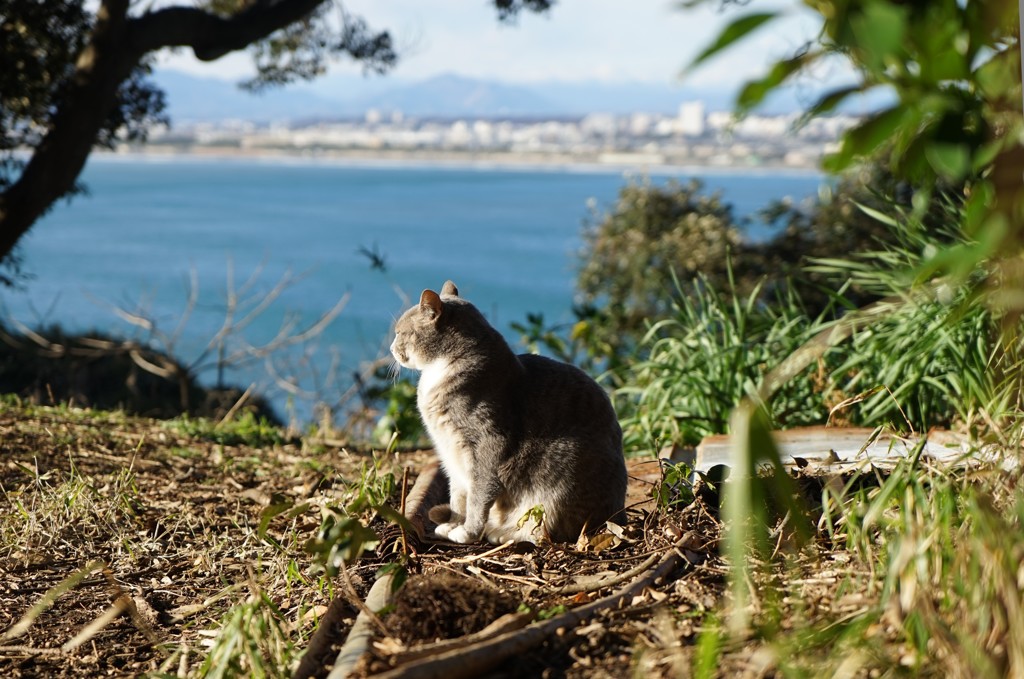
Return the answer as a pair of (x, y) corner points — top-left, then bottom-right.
(427, 503), (454, 525)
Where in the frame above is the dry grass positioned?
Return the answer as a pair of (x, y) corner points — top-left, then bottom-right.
(0, 400), (428, 677)
(2, 399), (1022, 678)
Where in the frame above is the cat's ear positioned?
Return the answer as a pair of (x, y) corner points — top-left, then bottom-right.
(441, 280), (459, 297)
(419, 289), (444, 321)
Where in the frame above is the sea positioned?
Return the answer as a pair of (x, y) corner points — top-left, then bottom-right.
(2, 154), (825, 423)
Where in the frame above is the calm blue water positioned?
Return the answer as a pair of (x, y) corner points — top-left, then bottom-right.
(2, 155), (824, 422)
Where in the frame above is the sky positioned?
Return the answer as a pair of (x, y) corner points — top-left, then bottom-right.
(158, 0), (828, 91)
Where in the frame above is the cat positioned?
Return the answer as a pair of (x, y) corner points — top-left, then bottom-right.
(390, 280), (627, 545)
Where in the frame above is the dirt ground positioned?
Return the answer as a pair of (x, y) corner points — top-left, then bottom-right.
(0, 402), (876, 678)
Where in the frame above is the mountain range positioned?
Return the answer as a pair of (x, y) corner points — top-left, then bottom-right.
(153, 70), (743, 123)
(152, 69), (884, 124)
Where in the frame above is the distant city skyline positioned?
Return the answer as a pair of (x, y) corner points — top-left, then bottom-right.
(159, 0), (828, 93)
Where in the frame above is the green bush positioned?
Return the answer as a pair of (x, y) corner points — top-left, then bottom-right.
(575, 179), (742, 365)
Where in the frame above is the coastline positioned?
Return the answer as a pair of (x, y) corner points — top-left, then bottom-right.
(95, 144), (826, 178)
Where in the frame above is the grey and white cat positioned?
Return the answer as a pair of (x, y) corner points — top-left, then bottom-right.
(390, 280), (627, 544)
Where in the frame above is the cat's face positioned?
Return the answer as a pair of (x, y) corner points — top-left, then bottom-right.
(389, 312), (430, 370)
(390, 284), (454, 371)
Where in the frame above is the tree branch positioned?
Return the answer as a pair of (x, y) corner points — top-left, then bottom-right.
(0, 0), (332, 263)
(127, 0), (330, 61)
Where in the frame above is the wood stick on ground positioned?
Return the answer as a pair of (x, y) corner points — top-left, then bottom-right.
(555, 531), (700, 595)
(328, 571), (398, 679)
(0, 645), (64, 656)
(374, 533), (692, 679)
(552, 551), (661, 595)
(383, 612), (533, 665)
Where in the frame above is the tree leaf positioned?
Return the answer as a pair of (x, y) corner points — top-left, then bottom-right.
(852, 201), (900, 228)
(737, 51), (817, 111)
(849, 1), (908, 75)
(801, 84), (866, 122)
(925, 143), (970, 182)
(974, 51), (1018, 100)
(823, 106), (906, 173)
(685, 12), (780, 73)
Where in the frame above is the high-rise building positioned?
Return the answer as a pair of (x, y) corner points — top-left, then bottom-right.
(677, 101), (706, 136)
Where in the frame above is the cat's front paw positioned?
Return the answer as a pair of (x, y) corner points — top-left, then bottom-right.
(445, 525), (476, 544)
(434, 522), (476, 544)
(432, 521), (458, 540)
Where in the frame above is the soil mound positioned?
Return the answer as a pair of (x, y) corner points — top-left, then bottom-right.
(388, 574), (520, 644)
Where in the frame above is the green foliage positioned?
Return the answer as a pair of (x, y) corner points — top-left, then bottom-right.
(652, 461), (696, 509)
(376, 562), (410, 594)
(755, 163), (963, 311)
(0, 0), (166, 284)
(561, 166), (939, 368)
(516, 504), (546, 530)
(805, 199), (1021, 430)
(0, 460), (142, 559)
(493, 0), (555, 22)
(618, 192), (1021, 454)
(194, 591), (295, 679)
(723, 402), (812, 633)
(618, 275), (827, 453)
(0, 1), (167, 176)
(679, 0), (1024, 646)
(369, 369), (425, 448)
(237, 2), (396, 91)
(305, 455), (401, 576)
(306, 507), (381, 577)
(258, 496), (312, 550)
(518, 602), (567, 620)
(814, 448), (1024, 676)
(348, 456), (398, 509)
(512, 312), (579, 364)
(577, 179), (742, 361)
(167, 412), (285, 448)
(689, 0), (1023, 302)
(686, 12), (781, 70)
(691, 614), (723, 679)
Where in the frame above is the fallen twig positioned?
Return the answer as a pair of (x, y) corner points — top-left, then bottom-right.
(381, 612), (532, 664)
(451, 540), (516, 564)
(555, 531), (700, 594)
(553, 551), (661, 595)
(0, 645), (63, 656)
